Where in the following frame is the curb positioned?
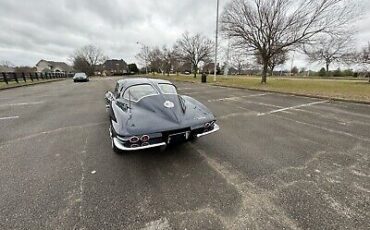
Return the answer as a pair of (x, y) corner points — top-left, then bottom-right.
(0, 79), (66, 91)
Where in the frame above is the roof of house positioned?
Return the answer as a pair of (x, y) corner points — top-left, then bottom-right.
(36, 60), (72, 71)
(103, 59), (128, 70)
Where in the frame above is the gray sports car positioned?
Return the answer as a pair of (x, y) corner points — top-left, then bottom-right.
(105, 78), (219, 152)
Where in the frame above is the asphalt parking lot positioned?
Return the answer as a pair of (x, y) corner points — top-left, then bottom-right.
(0, 77), (369, 229)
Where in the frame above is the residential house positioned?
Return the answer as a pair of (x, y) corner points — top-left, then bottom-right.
(36, 60), (72, 73)
(100, 59), (128, 76)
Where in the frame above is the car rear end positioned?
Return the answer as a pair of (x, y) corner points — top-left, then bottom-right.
(112, 121), (219, 151)
(73, 73), (89, 82)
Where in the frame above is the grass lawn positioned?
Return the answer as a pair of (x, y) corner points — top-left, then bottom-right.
(0, 79), (64, 90)
(145, 74), (370, 103)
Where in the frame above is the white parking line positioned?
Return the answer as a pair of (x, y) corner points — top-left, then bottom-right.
(274, 114), (370, 143)
(208, 93), (271, 102)
(0, 101), (44, 107)
(257, 100), (329, 116)
(0, 116), (19, 120)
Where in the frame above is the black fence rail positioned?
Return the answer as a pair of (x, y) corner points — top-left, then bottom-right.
(0, 72), (70, 85)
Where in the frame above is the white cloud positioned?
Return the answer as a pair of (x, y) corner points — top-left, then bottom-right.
(0, 0), (368, 69)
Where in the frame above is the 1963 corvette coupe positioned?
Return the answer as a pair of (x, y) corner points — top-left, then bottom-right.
(105, 78), (219, 152)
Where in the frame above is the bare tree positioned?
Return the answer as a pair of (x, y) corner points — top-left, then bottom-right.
(174, 32), (213, 78)
(161, 46), (179, 76)
(303, 34), (353, 73)
(362, 43), (370, 61)
(136, 45), (151, 74)
(221, 0), (357, 83)
(356, 42), (370, 82)
(228, 48), (251, 75)
(72, 44), (107, 76)
(255, 49), (288, 75)
(148, 47), (164, 73)
(0, 60), (14, 67)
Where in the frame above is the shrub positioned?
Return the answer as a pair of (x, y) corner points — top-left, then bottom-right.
(318, 67), (326, 77)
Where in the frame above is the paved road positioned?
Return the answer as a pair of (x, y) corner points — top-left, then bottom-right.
(0, 77), (369, 230)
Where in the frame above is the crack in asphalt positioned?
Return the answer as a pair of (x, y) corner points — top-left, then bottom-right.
(188, 144), (300, 230)
(255, 143), (370, 227)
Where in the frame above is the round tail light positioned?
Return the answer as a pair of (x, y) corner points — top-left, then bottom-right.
(204, 123), (211, 128)
(129, 136), (139, 143)
(140, 135), (150, 142)
(141, 142), (149, 147)
(131, 144), (140, 148)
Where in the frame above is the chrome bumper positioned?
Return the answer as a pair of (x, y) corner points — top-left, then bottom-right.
(197, 124), (220, 138)
(112, 123), (219, 151)
(113, 137), (166, 151)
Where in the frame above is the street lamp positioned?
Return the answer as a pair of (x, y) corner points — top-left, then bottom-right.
(136, 41), (148, 75)
(214, 0), (220, 82)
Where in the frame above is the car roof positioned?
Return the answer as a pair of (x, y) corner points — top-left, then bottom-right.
(117, 77), (173, 89)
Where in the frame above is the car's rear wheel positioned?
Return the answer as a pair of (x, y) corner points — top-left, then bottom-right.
(189, 135), (198, 142)
(158, 145), (167, 152)
(110, 125), (122, 154)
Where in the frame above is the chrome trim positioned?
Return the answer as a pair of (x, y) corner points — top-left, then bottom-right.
(113, 138), (166, 151)
(121, 84), (160, 102)
(122, 93), (159, 103)
(197, 124), (220, 138)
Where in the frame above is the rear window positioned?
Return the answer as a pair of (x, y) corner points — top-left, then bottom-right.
(74, 73), (86, 77)
(158, 83), (177, 94)
(123, 84), (158, 102)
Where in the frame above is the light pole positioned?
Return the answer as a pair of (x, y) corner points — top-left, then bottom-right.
(214, 0), (220, 82)
(136, 41), (148, 75)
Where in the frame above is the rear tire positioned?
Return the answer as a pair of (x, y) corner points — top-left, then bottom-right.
(189, 135), (198, 143)
(111, 137), (122, 154)
(158, 145), (167, 152)
(110, 125), (122, 154)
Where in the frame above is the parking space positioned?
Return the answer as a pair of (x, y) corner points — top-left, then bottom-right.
(0, 77), (369, 229)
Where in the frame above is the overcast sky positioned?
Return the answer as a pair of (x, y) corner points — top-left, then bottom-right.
(0, 0), (369, 70)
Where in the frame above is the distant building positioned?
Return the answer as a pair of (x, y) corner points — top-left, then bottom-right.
(100, 59), (128, 76)
(36, 60), (72, 72)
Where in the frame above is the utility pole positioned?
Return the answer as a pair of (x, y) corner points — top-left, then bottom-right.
(214, 0), (220, 82)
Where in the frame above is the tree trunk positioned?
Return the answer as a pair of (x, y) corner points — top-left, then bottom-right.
(326, 62), (330, 75)
(261, 61), (268, 84)
(193, 66), (198, 78)
(270, 65), (275, 76)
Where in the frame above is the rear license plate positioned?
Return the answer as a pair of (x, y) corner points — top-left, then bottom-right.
(168, 131), (190, 144)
